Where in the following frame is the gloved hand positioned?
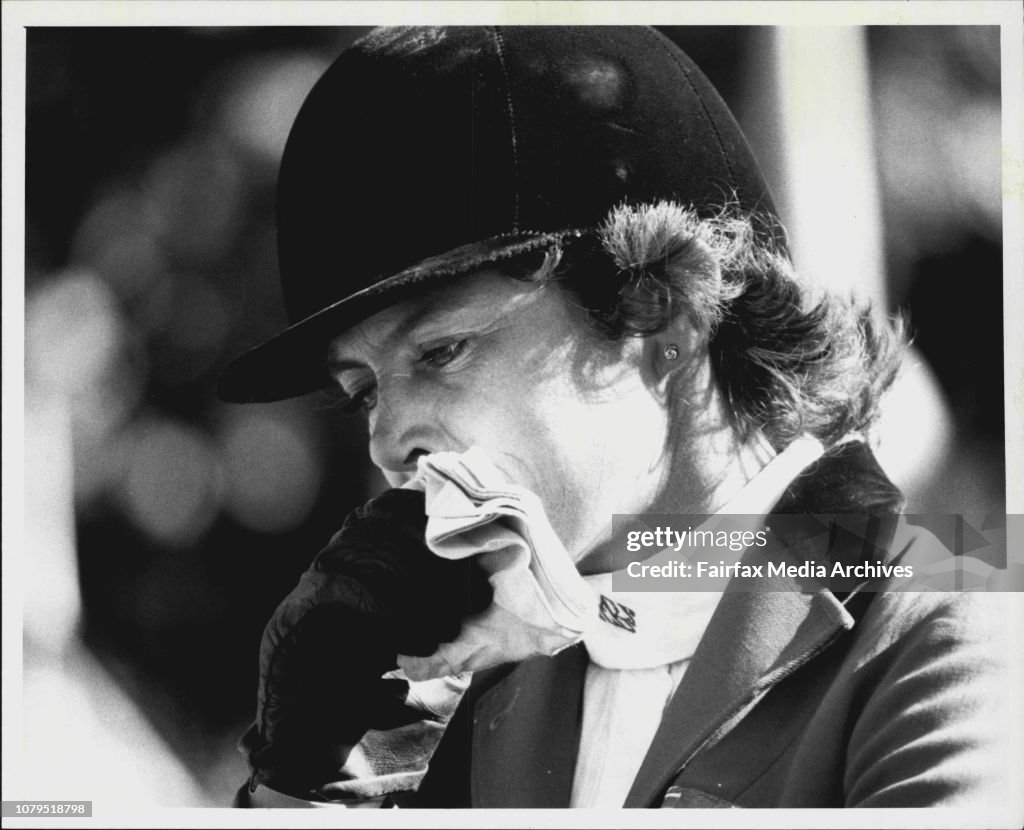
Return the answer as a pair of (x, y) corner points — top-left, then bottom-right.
(240, 488), (491, 800)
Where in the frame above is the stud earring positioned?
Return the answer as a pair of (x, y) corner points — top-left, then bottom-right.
(663, 344), (680, 360)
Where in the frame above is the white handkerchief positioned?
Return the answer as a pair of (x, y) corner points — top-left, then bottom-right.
(397, 447), (596, 680)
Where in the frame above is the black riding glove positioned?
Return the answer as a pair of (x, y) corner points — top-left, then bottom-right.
(239, 488), (491, 800)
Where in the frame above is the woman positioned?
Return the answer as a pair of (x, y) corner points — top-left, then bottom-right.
(221, 26), (1008, 809)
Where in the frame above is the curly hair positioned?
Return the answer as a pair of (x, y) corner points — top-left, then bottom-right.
(505, 201), (906, 450)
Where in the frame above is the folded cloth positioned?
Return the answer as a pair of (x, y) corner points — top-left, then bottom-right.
(398, 438), (827, 681)
(398, 448), (597, 680)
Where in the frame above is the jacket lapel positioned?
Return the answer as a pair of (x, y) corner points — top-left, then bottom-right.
(623, 568), (854, 806)
(624, 441), (903, 807)
(470, 644), (588, 807)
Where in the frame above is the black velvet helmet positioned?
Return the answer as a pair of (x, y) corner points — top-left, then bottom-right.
(218, 26), (779, 403)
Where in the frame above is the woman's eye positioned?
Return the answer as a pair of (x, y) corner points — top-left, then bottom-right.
(344, 385), (378, 413)
(420, 339), (468, 368)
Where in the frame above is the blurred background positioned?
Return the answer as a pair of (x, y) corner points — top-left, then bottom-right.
(20, 26), (1005, 806)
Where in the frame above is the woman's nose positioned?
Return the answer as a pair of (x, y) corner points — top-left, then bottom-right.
(366, 387), (435, 476)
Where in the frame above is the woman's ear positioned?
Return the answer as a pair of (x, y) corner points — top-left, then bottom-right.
(639, 319), (706, 404)
(650, 318), (703, 375)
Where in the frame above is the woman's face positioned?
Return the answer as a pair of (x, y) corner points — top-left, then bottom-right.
(328, 270), (676, 567)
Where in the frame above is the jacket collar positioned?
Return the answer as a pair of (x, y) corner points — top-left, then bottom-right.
(470, 441), (904, 807)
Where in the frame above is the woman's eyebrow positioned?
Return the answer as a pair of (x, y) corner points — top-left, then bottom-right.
(326, 356), (368, 374)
